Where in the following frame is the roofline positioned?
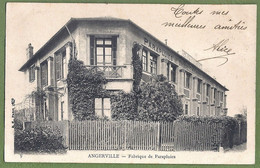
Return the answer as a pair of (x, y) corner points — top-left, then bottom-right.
(18, 17), (228, 91)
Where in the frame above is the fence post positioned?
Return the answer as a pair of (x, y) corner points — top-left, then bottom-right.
(157, 122), (161, 151)
(124, 120), (127, 150)
(65, 120), (70, 149)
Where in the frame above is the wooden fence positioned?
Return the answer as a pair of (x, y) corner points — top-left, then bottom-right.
(68, 120), (174, 150)
(27, 119), (246, 151)
(173, 121), (223, 151)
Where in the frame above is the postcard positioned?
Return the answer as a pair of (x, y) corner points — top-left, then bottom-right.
(5, 3), (256, 164)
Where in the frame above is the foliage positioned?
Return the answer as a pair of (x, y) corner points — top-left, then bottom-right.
(67, 58), (108, 120)
(137, 75), (183, 122)
(14, 118), (23, 130)
(14, 126), (67, 153)
(111, 75), (183, 122)
(111, 91), (138, 120)
(27, 88), (47, 121)
(132, 43), (142, 93)
(174, 115), (239, 149)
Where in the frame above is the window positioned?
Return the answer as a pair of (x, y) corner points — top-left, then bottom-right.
(95, 98), (111, 118)
(96, 38), (112, 66)
(197, 79), (202, 93)
(41, 61), (48, 87)
(214, 89), (217, 99)
(184, 72), (191, 89)
(90, 36), (117, 66)
(206, 84), (210, 97)
(150, 53), (157, 74)
(142, 49), (148, 71)
(185, 104), (189, 115)
(170, 64), (177, 83)
(220, 92), (224, 102)
(60, 101), (64, 121)
(29, 65), (35, 82)
(197, 107), (200, 116)
(56, 50), (66, 80)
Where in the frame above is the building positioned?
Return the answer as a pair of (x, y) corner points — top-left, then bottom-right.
(18, 17), (228, 121)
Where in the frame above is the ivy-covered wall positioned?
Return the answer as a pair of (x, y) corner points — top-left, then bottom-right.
(67, 58), (108, 120)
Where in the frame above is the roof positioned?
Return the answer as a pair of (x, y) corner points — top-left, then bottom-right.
(19, 17), (228, 91)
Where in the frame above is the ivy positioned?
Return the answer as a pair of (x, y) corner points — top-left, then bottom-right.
(67, 58), (108, 120)
(111, 75), (183, 122)
(132, 43), (142, 93)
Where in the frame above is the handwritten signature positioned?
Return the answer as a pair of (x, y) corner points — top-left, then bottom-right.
(198, 39), (235, 66)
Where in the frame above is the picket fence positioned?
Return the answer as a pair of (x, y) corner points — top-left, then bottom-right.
(69, 120), (174, 151)
(29, 119), (246, 151)
(173, 122), (223, 151)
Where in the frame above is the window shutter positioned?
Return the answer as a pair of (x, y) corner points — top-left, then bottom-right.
(112, 36), (117, 65)
(90, 35), (95, 65)
(41, 62), (48, 86)
(56, 54), (61, 80)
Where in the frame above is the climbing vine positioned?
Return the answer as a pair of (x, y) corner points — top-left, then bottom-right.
(132, 43), (143, 93)
(67, 58), (108, 120)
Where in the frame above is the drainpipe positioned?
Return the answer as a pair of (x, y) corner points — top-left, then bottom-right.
(65, 24), (76, 59)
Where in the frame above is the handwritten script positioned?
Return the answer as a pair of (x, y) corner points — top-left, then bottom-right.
(161, 4), (247, 30)
(198, 39), (236, 66)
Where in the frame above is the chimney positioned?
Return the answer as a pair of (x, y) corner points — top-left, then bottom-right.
(165, 39), (168, 45)
(26, 43), (33, 59)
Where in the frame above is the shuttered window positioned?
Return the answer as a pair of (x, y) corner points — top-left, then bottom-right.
(56, 50), (66, 80)
(29, 65), (35, 82)
(41, 61), (48, 87)
(90, 36), (117, 66)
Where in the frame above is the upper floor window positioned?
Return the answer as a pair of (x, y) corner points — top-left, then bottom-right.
(170, 64), (177, 83)
(167, 63), (177, 83)
(214, 88), (217, 99)
(150, 53), (157, 74)
(56, 50), (66, 80)
(142, 49), (148, 71)
(206, 84), (210, 97)
(90, 36), (117, 66)
(29, 65), (35, 82)
(184, 72), (191, 89)
(41, 61), (48, 87)
(220, 92), (224, 102)
(197, 79), (202, 93)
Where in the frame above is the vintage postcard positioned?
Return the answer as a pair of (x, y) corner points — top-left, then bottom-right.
(5, 3), (256, 164)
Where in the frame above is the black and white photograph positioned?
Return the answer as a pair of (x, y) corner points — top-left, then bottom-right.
(5, 3), (256, 164)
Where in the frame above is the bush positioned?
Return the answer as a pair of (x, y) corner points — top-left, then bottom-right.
(14, 126), (67, 153)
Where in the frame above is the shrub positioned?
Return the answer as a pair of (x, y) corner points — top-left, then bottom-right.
(14, 126), (67, 153)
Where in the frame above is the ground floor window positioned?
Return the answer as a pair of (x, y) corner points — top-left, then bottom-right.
(95, 98), (111, 118)
(197, 107), (200, 116)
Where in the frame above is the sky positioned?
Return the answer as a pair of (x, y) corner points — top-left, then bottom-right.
(5, 3), (256, 117)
